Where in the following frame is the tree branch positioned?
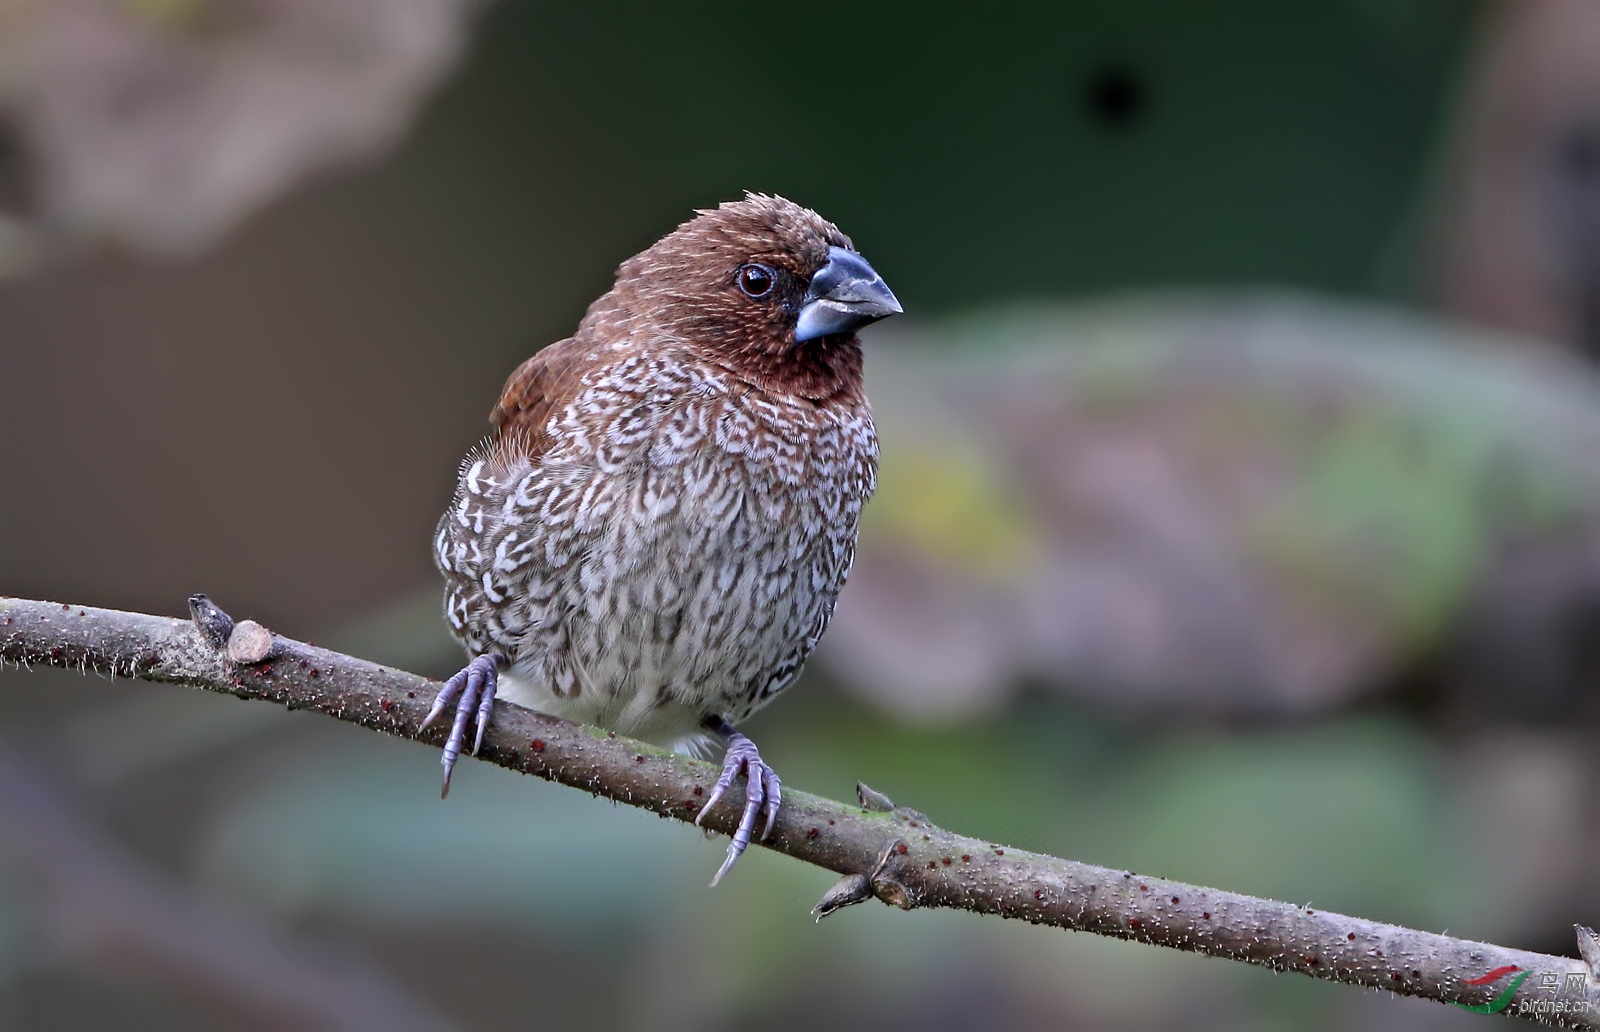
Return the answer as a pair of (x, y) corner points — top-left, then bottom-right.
(2, 594), (1596, 1027)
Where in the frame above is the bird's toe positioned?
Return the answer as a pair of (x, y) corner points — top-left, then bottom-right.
(424, 655), (500, 799)
(699, 731), (780, 887)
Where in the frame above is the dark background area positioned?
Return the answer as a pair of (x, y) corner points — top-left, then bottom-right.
(0, 0), (1474, 625)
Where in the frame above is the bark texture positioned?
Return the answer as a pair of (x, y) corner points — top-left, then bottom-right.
(2, 594), (1595, 1027)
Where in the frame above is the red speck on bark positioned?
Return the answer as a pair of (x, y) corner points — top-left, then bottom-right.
(896, 843), (908, 854)
(531, 739), (545, 752)
(380, 698), (394, 712)
(806, 828), (819, 840)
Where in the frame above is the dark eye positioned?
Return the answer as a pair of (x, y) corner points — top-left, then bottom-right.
(737, 263), (775, 298)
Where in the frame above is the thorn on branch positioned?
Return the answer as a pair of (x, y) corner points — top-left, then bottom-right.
(811, 874), (871, 921)
(187, 594), (234, 650)
(1578, 924), (1600, 979)
(811, 838), (910, 921)
(856, 781), (895, 812)
(11, 594), (1598, 1023)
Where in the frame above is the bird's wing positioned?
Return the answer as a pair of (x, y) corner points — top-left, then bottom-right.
(488, 335), (596, 461)
(436, 336), (605, 666)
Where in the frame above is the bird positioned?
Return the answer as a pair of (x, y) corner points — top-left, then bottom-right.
(424, 194), (901, 884)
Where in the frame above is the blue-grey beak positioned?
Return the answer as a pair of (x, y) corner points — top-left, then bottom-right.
(794, 246), (902, 343)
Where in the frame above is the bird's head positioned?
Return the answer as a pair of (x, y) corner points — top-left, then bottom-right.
(587, 193), (901, 396)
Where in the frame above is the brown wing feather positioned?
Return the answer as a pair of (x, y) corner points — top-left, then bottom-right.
(488, 336), (598, 461)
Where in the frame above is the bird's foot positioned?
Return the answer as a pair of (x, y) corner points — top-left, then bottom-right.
(419, 654), (500, 798)
(695, 728), (781, 887)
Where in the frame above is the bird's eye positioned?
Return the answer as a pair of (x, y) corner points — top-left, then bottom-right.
(737, 263), (775, 298)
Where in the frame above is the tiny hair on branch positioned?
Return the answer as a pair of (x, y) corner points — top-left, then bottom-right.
(2, 593), (1597, 1028)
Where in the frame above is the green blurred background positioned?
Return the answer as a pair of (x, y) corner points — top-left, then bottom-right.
(9, 0), (1600, 1028)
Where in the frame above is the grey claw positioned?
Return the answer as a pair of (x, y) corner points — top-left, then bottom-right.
(709, 840), (741, 888)
(696, 730), (782, 887)
(760, 766), (782, 841)
(471, 673), (497, 755)
(694, 775), (733, 828)
(424, 656), (499, 798)
(420, 668), (467, 732)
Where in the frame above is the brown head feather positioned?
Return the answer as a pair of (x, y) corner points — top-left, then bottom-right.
(491, 194), (874, 448)
(582, 194), (865, 396)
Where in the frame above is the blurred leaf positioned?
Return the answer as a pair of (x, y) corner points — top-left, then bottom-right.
(828, 293), (1600, 721)
(0, 0), (473, 263)
(1107, 720), (1465, 929)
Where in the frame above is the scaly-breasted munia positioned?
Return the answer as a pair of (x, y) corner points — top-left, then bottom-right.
(425, 194), (900, 883)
